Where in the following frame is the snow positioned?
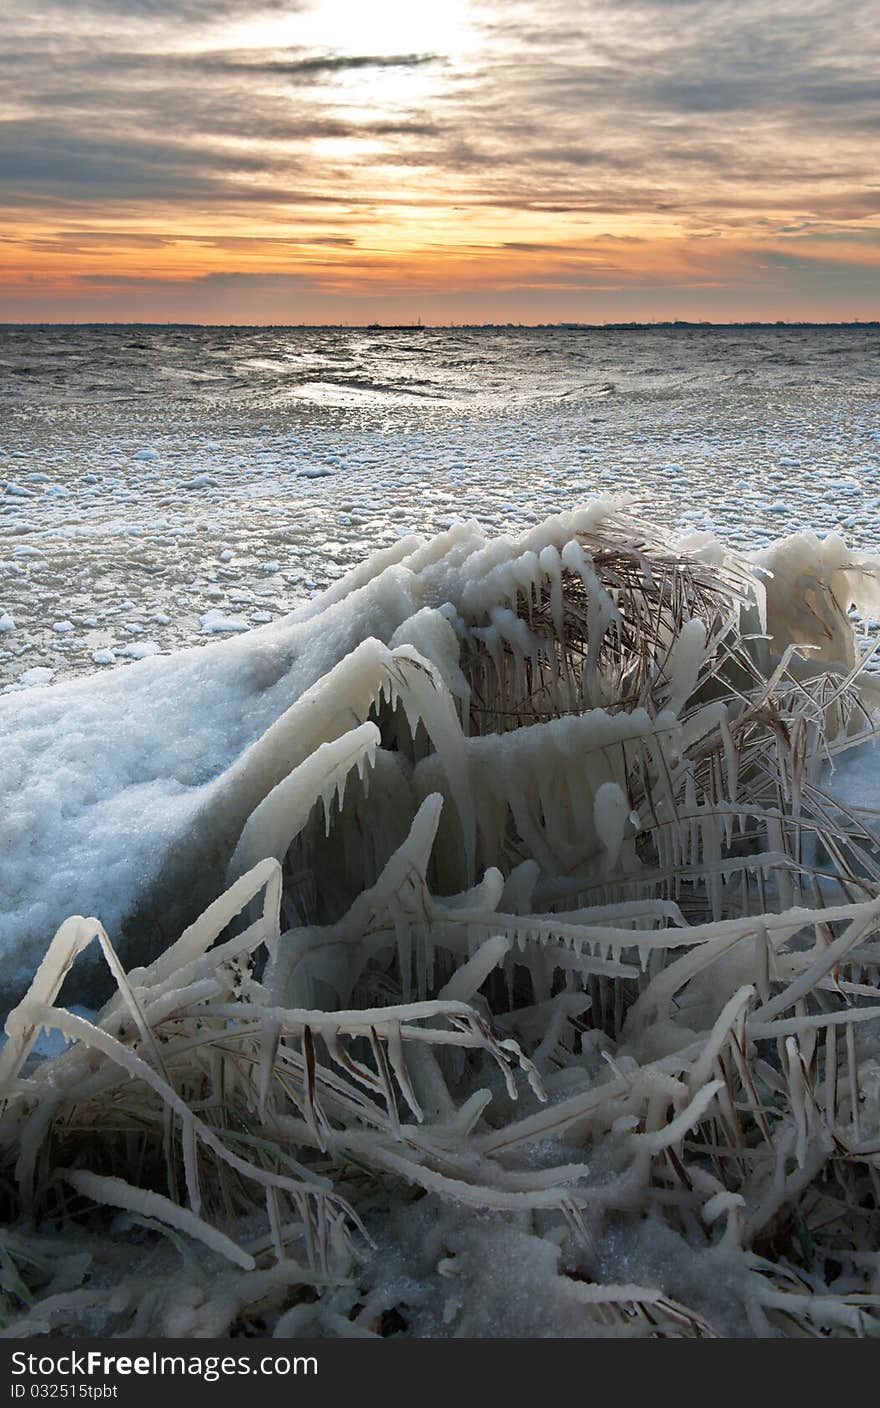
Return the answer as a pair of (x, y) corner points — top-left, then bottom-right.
(16, 666), (55, 688)
(0, 533), (423, 999)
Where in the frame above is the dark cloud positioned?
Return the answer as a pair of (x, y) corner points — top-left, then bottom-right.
(12, 45), (439, 81)
(0, 125), (268, 183)
(0, 120), (305, 211)
(14, 230), (359, 254)
(760, 248), (880, 276)
(194, 51), (440, 75)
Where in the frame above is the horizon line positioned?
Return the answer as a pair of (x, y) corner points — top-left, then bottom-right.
(1, 319), (878, 331)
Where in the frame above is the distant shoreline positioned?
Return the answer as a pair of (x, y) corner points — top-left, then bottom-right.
(1, 320), (878, 331)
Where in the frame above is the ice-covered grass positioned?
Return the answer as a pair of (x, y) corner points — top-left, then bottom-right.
(3, 503), (880, 1338)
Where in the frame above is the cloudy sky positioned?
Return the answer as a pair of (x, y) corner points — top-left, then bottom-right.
(1, 0), (878, 322)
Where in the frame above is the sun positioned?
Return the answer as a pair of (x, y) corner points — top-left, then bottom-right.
(219, 1), (476, 123)
(226, 0), (474, 61)
(297, 0), (473, 58)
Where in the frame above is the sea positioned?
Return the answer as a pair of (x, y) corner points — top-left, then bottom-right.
(1, 322), (878, 689)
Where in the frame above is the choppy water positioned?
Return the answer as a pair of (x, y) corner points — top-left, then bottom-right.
(1, 323), (879, 687)
(2, 323), (878, 410)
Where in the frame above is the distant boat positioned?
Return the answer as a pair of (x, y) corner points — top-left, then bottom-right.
(365, 317), (426, 331)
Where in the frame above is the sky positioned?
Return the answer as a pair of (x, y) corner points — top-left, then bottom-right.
(1, 0), (878, 324)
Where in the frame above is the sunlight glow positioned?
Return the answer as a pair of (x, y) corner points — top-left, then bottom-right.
(228, 0), (474, 62)
(301, 0), (472, 57)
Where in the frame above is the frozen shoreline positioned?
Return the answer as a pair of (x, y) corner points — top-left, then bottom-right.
(3, 325), (879, 691)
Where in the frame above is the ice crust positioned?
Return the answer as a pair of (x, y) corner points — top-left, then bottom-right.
(3, 325), (879, 695)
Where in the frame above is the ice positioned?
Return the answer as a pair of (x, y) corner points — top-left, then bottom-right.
(1, 497), (874, 1017)
(15, 666), (55, 689)
(0, 539), (431, 997)
(200, 610), (250, 635)
(0, 613), (14, 633)
(824, 740), (880, 818)
(117, 641), (162, 659)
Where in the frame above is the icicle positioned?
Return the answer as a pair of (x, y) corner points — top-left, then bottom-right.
(489, 606), (539, 699)
(539, 544), (565, 640)
(664, 618), (707, 714)
(438, 935), (512, 1002)
(229, 722), (380, 882)
(391, 608), (471, 706)
(513, 550), (542, 617)
(593, 781), (629, 875)
(385, 1020), (423, 1122)
(720, 711), (738, 806)
(392, 647), (477, 885)
(501, 859), (540, 914)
